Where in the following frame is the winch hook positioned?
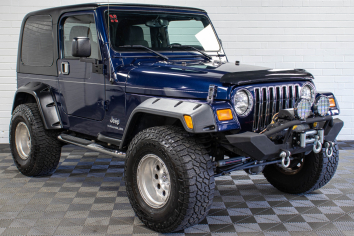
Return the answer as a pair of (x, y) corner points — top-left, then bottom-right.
(324, 141), (334, 158)
(280, 150), (291, 168)
(313, 135), (322, 154)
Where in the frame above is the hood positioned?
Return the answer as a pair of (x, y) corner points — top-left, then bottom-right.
(124, 62), (313, 100)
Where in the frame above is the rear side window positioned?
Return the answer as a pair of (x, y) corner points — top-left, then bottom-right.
(21, 15), (54, 66)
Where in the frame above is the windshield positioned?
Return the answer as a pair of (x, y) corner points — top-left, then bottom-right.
(106, 11), (221, 53)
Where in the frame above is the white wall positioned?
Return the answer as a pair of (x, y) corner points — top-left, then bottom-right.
(0, 0), (353, 143)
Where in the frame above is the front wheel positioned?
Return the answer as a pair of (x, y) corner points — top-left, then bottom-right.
(125, 126), (215, 233)
(263, 141), (339, 194)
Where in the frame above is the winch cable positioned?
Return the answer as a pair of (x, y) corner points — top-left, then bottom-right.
(259, 113), (279, 134)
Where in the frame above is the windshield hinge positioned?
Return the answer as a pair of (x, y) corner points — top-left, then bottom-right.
(207, 84), (217, 104)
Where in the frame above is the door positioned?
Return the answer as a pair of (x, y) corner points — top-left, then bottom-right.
(58, 13), (105, 121)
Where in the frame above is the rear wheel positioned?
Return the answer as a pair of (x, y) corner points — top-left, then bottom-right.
(263, 142), (339, 194)
(125, 126), (215, 233)
(9, 104), (62, 176)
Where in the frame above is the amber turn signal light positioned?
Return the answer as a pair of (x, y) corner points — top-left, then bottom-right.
(183, 115), (193, 129)
(217, 109), (233, 121)
(329, 98), (336, 108)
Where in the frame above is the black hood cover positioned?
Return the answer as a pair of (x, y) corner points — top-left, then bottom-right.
(220, 68), (313, 85)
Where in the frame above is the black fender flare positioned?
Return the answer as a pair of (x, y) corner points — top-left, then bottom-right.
(12, 82), (62, 129)
(120, 98), (217, 149)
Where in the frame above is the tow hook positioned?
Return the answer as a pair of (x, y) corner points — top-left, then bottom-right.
(313, 135), (322, 154)
(280, 150), (291, 168)
(324, 141), (334, 158)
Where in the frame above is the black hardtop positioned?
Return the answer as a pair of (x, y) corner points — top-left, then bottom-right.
(25, 3), (205, 22)
(17, 2), (205, 77)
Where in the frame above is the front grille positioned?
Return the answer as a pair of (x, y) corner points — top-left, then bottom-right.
(253, 84), (300, 132)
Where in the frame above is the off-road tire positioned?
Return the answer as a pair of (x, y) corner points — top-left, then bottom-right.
(263, 142), (339, 194)
(125, 126), (215, 233)
(9, 103), (62, 176)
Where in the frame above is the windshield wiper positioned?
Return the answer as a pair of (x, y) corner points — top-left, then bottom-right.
(121, 45), (169, 61)
(170, 45), (212, 61)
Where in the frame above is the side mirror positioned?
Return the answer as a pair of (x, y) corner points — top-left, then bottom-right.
(72, 37), (91, 58)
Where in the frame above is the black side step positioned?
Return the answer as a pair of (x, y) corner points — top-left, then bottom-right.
(97, 133), (121, 146)
(60, 134), (93, 145)
(58, 134), (126, 158)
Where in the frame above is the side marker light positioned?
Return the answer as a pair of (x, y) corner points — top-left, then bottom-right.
(184, 115), (193, 129)
(329, 98), (336, 108)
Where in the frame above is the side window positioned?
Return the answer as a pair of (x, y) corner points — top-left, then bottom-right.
(63, 14), (100, 59)
(21, 15), (54, 66)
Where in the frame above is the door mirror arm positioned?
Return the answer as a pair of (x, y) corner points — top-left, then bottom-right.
(72, 37), (103, 74)
(79, 58), (102, 65)
(79, 58), (104, 74)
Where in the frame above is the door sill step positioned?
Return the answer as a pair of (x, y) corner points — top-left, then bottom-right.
(97, 133), (121, 147)
(58, 134), (126, 158)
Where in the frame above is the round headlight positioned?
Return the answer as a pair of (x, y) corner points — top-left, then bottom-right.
(295, 99), (312, 120)
(314, 95), (330, 116)
(300, 83), (316, 104)
(234, 89), (253, 117)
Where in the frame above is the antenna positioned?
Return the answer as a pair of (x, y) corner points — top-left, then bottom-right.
(108, 0), (111, 84)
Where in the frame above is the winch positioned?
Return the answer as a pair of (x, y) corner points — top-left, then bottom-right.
(293, 129), (334, 158)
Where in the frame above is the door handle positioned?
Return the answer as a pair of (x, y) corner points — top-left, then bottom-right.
(61, 62), (69, 75)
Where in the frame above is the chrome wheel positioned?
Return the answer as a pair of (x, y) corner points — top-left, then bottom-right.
(15, 122), (31, 160)
(137, 154), (171, 208)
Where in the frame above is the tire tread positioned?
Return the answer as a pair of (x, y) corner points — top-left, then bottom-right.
(263, 142), (339, 194)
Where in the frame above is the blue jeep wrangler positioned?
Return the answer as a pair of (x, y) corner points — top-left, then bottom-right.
(10, 3), (343, 232)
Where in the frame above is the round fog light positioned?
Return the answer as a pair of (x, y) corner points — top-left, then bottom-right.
(314, 96), (330, 116)
(295, 99), (312, 120)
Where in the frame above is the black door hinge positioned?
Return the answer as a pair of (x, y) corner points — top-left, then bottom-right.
(104, 100), (109, 111)
(80, 58), (104, 74)
(93, 64), (104, 74)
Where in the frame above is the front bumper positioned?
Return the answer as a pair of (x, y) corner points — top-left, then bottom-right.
(225, 117), (343, 161)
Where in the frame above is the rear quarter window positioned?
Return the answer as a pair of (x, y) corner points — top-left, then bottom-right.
(21, 15), (54, 67)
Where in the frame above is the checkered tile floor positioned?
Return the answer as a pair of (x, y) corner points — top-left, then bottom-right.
(0, 142), (354, 235)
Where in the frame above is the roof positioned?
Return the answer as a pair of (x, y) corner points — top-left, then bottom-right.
(28, 3), (206, 17)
